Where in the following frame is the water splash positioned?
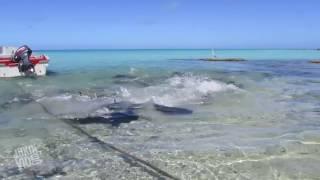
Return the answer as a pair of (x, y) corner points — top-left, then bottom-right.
(119, 74), (239, 106)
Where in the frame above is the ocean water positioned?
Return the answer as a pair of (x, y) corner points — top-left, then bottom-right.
(0, 49), (320, 179)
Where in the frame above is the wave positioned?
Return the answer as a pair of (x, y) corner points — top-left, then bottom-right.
(118, 74), (239, 106)
(33, 74), (240, 117)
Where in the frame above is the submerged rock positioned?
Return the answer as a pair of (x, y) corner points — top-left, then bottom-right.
(72, 112), (139, 127)
(154, 104), (193, 115)
(264, 145), (287, 156)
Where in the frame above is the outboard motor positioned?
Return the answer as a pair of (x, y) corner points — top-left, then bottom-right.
(13, 45), (35, 74)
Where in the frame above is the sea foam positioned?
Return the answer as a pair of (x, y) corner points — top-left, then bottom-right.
(119, 74), (239, 106)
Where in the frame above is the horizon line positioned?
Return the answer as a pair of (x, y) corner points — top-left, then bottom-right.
(34, 48), (319, 51)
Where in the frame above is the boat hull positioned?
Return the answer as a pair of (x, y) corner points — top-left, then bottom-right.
(0, 55), (49, 77)
(0, 62), (48, 77)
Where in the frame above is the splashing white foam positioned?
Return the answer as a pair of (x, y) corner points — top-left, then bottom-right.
(37, 94), (113, 117)
(120, 87), (131, 97)
(33, 74), (239, 116)
(129, 67), (138, 75)
(119, 74), (239, 106)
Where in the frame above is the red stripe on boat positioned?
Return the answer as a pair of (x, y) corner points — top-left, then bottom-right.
(0, 55), (49, 67)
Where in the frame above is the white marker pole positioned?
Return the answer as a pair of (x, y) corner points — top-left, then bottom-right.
(211, 49), (216, 58)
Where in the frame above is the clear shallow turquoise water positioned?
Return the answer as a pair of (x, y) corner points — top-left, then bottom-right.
(38, 49), (320, 71)
(0, 49), (320, 179)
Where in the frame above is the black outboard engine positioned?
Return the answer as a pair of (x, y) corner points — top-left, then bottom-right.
(13, 45), (35, 74)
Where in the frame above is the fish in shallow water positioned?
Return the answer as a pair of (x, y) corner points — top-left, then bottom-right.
(106, 101), (143, 111)
(153, 104), (193, 115)
(112, 74), (137, 79)
(46, 70), (59, 76)
(1, 94), (33, 109)
(72, 112), (139, 127)
(112, 74), (150, 87)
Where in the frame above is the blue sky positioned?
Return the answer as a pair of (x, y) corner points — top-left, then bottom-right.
(1, 0), (320, 49)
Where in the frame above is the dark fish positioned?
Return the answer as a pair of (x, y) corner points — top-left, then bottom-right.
(0, 116), (9, 125)
(154, 104), (193, 115)
(226, 81), (244, 89)
(313, 108), (320, 113)
(112, 74), (150, 87)
(34, 167), (67, 179)
(0, 94), (33, 109)
(113, 79), (150, 87)
(171, 72), (185, 76)
(73, 112), (139, 127)
(112, 74), (137, 79)
(107, 101), (143, 111)
(46, 70), (59, 76)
